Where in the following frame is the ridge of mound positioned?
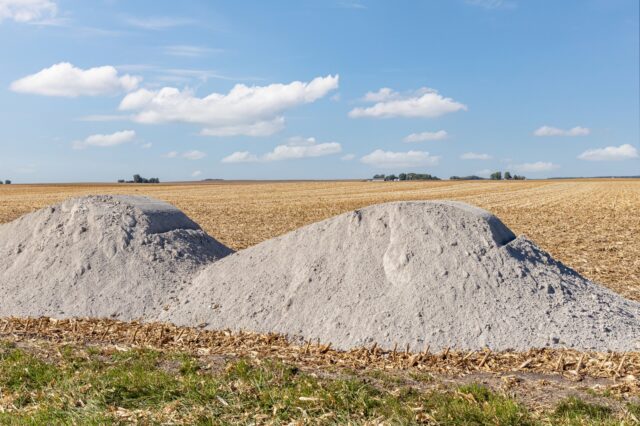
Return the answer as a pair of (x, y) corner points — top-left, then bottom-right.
(0, 195), (232, 320)
(162, 201), (640, 352)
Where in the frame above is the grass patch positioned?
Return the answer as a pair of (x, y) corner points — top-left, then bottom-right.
(0, 340), (634, 424)
(553, 397), (616, 425)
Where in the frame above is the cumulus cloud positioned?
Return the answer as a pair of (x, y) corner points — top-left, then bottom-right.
(404, 130), (448, 143)
(0, 0), (57, 23)
(349, 87), (467, 119)
(120, 75), (338, 136)
(360, 149), (440, 169)
(577, 144), (639, 161)
(222, 137), (342, 163)
(10, 62), (141, 97)
(163, 151), (178, 158)
(182, 150), (206, 160)
(72, 130), (135, 149)
(461, 152), (492, 160)
(533, 125), (590, 137)
(512, 161), (559, 173)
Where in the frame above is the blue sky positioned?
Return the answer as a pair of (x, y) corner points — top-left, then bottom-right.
(0, 0), (638, 182)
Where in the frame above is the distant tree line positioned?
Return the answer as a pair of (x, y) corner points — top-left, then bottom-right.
(0, 180), (11, 184)
(372, 173), (440, 181)
(490, 171), (525, 180)
(450, 171), (526, 181)
(117, 174), (160, 184)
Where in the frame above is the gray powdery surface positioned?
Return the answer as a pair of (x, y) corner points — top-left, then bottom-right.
(0, 195), (232, 320)
(162, 201), (640, 352)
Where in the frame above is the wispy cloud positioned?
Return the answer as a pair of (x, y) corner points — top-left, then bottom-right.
(533, 125), (590, 137)
(404, 130), (448, 143)
(0, 0), (57, 23)
(461, 152), (492, 160)
(465, 0), (516, 10)
(222, 137), (342, 163)
(76, 114), (129, 122)
(182, 150), (206, 160)
(337, 1), (366, 9)
(578, 144), (639, 161)
(512, 161), (559, 173)
(162, 45), (224, 57)
(123, 16), (195, 30)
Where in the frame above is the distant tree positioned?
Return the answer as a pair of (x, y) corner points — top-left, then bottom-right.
(384, 174), (398, 181)
(504, 171), (512, 180)
(490, 171), (502, 180)
(373, 174), (385, 179)
(4, 180), (11, 185)
(133, 174), (143, 183)
(513, 174), (526, 180)
(117, 179), (125, 183)
(398, 173), (407, 181)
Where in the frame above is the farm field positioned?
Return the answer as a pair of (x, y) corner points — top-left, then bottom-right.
(1, 179), (639, 423)
(1, 179), (638, 301)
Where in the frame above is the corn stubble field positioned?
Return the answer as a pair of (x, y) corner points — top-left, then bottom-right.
(0, 179), (639, 424)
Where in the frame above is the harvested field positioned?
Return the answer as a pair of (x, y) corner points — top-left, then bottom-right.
(1, 179), (638, 301)
(1, 317), (638, 423)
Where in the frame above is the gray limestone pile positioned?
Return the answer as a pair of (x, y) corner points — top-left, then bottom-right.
(161, 201), (640, 352)
(0, 195), (232, 320)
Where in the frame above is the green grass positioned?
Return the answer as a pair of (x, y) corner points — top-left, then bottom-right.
(0, 340), (634, 425)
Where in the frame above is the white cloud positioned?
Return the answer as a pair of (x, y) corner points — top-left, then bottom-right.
(512, 161), (559, 173)
(533, 125), (590, 137)
(124, 16), (194, 30)
(200, 117), (285, 137)
(191, 170), (202, 177)
(404, 130), (448, 143)
(461, 152), (492, 160)
(363, 87), (395, 102)
(141, 142), (152, 149)
(341, 154), (356, 161)
(182, 150), (206, 160)
(120, 75), (339, 136)
(360, 149), (440, 169)
(577, 144), (639, 161)
(222, 137), (341, 163)
(72, 130), (135, 149)
(10, 62), (141, 97)
(0, 0), (57, 23)
(163, 45), (223, 57)
(349, 87), (467, 119)
(221, 151), (258, 163)
(164, 151), (178, 158)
